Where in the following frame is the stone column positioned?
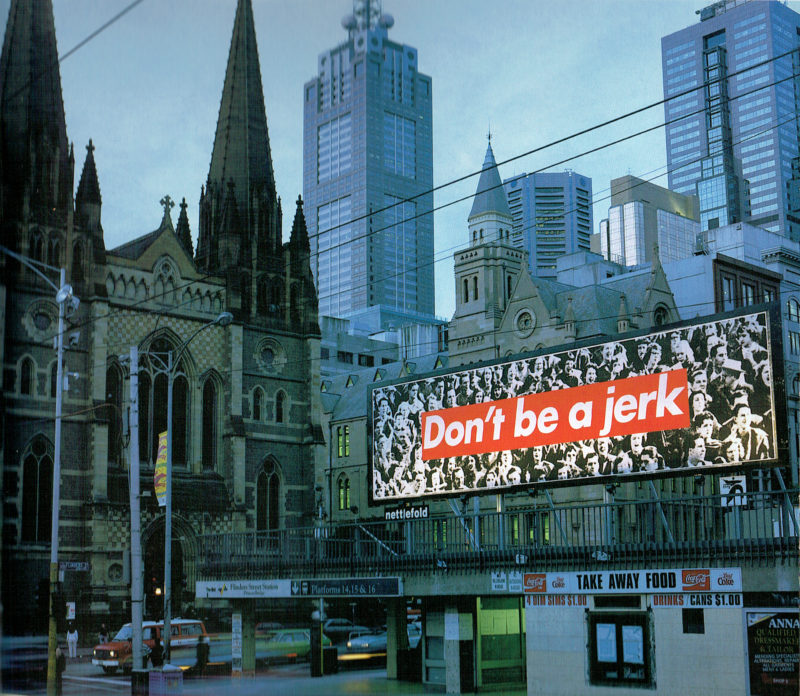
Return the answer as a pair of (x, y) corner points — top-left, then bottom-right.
(386, 598), (408, 679)
(444, 605), (461, 694)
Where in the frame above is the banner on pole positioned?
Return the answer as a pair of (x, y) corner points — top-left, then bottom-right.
(154, 431), (167, 506)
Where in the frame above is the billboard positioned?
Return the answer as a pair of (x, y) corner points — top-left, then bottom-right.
(368, 308), (784, 503)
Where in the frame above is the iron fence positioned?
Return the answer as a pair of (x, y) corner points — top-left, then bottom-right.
(198, 489), (798, 580)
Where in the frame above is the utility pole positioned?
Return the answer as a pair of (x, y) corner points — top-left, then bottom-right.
(129, 346), (144, 678)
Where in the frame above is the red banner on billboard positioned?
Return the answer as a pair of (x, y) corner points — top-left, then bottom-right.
(421, 370), (690, 460)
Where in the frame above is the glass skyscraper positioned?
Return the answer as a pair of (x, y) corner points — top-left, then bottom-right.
(598, 176), (700, 267)
(662, 0), (800, 238)
(502, 171), (593, 278)
(303, 0), (434, 333)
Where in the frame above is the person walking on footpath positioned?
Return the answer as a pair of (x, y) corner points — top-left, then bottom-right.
(56, 644), (66, 695)
(66, 622), (78, 658)
(98, 623), (109, 644)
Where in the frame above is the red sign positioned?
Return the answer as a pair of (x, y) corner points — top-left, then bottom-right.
(524, 573), (547, 593)
(421, 370), (690, 461)
(682, 569), (711, 592)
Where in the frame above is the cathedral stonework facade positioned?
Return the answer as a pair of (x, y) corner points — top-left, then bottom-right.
(0, 0), (322, 633)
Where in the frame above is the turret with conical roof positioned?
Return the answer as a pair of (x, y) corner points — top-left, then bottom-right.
(468, 136), (514, 247)
(197, 0), (280, 283)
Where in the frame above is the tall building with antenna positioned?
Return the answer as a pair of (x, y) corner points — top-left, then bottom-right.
(662, 0), (800, 238)
(303, 0), (435, 333)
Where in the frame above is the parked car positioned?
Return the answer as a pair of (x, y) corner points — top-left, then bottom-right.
(92, 619), (208, 674)
(346, 623), (422, 654)
(322, 618), (370, 644)
(259, 628), (331, 665)
(255, 621), (282, 635)
(1, 635), (48, 687)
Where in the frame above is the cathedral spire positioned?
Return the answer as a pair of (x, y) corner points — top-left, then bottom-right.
(75, 139), (102, 233)
(0, 0), (72, 221)
(176, 197), (194, 257)
(468, 137), (513, 247)
(198, 0), (279, 274)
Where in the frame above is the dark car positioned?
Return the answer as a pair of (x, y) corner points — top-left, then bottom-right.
(322, 618), (370, 644)
(1, 635), (48, 687)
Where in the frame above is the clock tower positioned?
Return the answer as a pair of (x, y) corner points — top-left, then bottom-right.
(449, 139), (526, 367)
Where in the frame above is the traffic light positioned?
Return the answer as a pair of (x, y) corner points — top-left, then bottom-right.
(36, 578), (49, 628)
(53, 583), (67, 633)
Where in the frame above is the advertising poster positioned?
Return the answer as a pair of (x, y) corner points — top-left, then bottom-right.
(154, 431), (168, 507)
(747, 611), (799, 696)
(369, 309), (783, 503)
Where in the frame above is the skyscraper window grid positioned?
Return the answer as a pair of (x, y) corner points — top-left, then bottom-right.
(303, 1), (434, 331)
(662, 0), (800, 239)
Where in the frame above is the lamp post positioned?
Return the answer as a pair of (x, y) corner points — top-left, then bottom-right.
(0, 246), (78, 696)
(140, 311), (232, 665)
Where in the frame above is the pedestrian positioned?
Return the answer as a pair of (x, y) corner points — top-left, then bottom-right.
(56, 644), (66, 695)
(151, 636), (163, 668)
(195, 637), (209, 676)
(66, 621), (78, 658)
(98, 622), (109, 644)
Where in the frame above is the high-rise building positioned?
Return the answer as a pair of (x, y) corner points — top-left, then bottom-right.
(662, 0), (800, 238)
(303, 0), (434, 333)
(597, 175), (700, 266)
(503, 170), (593, 278)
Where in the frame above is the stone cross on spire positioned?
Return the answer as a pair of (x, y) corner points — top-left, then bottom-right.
(160, 194), (175, 217)
(159, 194), (175, 230)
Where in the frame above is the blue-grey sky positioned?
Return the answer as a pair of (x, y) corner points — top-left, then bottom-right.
(6, 0), (798, 320)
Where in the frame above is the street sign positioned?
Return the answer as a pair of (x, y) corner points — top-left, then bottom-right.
(290, 577), (402, 597)
(59, 561), (89, 572)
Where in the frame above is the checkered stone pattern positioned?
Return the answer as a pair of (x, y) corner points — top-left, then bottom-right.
(107, 507), (132, 550)
(108, 311), (227, 373)
(203, 513), (234, 536)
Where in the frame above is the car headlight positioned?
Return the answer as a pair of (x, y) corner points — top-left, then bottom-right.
(346, 641), (351, 648)
(108, 651), (116, 658)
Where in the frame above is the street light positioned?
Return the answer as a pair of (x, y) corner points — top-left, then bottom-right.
(0, 245), (78, 696)
(135, 311), (232, 665)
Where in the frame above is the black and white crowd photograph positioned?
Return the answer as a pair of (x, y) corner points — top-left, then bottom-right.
(371, 311), (778, 501)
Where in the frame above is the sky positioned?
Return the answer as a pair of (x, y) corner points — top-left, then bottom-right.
(5, 0), (800, 320)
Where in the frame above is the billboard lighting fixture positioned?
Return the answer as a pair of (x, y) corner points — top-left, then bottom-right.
(527, 489), (538, 498)
(605, 482), (620, 494)
(694, 474), (705, 486)
(436, 559), (448, 570)
(349, 505), (359, 515)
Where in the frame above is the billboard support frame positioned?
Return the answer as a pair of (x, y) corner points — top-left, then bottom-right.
(544, 489), (570, 546)
(775, 468), (798, 536)
(648, 480), (675, 544)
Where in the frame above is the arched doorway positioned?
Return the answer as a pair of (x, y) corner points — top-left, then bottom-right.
(143, 522), (185, 621)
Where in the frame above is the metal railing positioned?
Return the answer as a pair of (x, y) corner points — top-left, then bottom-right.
(198, 489), (798, 580)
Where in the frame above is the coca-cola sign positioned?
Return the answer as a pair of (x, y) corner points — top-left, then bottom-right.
(682, 569), (711, 591)
(523, 573), (547, 593)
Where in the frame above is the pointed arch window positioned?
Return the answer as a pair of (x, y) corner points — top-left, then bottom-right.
(202, 379), (218, 470)
(138, 337), (191, 467)
(48, 235), (62, 267)
(507, 274), (513, 299)
(257, 278), (268, 315)
(106, 364), (123, 464)
(253, 388), (263, 421)
(472, 276), (479, 301)
(275, 391), (286, 423)
(21, 437), (53, 543)
(20, 358), (34, 395)
(337, 475), (351, 511)
(29, 231), (44, 263)
(241, 273), (251, 317)
(256, 461), (280, 531)
(72, 243), (84, 284)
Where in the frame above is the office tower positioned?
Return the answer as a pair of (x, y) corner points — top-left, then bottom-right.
(303, 0), (434, 333)
(662, 0), (800, 238)
(503, 170), (593, 278)
(598, 175), (700, 266)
